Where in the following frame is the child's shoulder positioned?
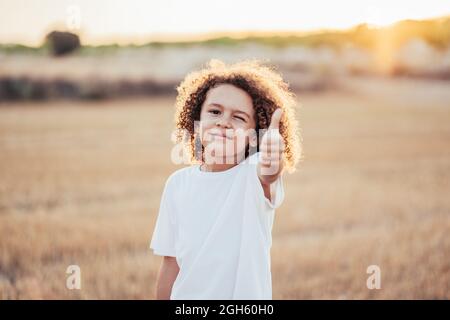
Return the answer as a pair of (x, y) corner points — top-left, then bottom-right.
(165, 164), (198, 187)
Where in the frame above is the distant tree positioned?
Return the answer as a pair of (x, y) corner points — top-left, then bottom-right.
(45, 31), (80, 56)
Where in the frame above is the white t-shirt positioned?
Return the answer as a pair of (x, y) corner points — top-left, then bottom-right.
(149, 151), (285, 300)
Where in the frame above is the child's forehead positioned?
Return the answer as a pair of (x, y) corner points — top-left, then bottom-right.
(204, 84), (254, 112)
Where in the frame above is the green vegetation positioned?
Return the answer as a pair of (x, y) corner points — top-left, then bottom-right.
(1, 15), (449, 55)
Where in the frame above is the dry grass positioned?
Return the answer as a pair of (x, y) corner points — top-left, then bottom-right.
(0, 79), (449, 299)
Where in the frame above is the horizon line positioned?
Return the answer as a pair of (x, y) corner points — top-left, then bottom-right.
(1, 14), (449, 48)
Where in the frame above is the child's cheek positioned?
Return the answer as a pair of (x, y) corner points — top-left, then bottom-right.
(198, 121), (213, 142)
(232, 134), (249, 154)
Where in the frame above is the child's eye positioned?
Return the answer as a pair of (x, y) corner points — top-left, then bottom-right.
(209, 110), (220, 115)
(234, 116), (246, 122)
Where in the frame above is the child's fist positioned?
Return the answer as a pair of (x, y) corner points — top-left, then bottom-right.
(259, 108), (285, 176)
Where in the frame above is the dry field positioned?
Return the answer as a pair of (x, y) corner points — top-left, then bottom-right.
(0, 78), (449, 299)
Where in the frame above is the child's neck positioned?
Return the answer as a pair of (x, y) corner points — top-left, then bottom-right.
(200, 154), (247, 172)
(200, 162), (238, 172)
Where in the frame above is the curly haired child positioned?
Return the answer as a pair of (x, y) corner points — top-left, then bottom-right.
(150, 58), (302, 300)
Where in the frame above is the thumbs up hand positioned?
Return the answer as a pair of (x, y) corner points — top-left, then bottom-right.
(258, 108), (285, 179)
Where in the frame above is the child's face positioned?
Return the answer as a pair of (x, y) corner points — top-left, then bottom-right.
(198, 83), (257, 162)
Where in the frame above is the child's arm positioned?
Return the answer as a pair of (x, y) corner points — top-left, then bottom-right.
(155, 256), (179, 300)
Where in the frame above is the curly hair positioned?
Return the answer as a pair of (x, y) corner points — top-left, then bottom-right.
(173, 58), (302, 173)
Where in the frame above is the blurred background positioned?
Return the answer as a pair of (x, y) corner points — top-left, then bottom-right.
(0, 0), (449, 299)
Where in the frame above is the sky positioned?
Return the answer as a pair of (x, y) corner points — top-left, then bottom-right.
(1, 0), (449, 46)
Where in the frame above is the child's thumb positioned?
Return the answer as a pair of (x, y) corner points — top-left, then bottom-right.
(268, 108), (283, 130)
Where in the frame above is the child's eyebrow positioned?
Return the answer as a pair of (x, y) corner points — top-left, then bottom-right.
(208, 103), (251, 119)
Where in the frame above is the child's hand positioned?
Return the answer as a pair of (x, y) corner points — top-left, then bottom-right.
(258, 108), (285, 179)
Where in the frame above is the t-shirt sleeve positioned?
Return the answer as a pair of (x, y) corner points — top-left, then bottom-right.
(250, 152), (285, 210)
(149, 176), (178, 257)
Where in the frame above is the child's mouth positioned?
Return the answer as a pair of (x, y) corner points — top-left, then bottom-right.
(209, 132), (232, 140)
(212, 134), (227, 140)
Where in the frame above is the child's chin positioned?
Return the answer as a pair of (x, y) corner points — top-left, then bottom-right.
(205, 144), (246, 158)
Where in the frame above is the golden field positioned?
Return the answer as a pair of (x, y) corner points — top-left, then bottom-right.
(0, 77), (449, 299)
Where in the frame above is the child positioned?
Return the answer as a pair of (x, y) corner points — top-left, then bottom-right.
(150, 59), (301, 300)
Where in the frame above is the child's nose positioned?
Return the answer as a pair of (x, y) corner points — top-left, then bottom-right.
(215, 117), (231, 128)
